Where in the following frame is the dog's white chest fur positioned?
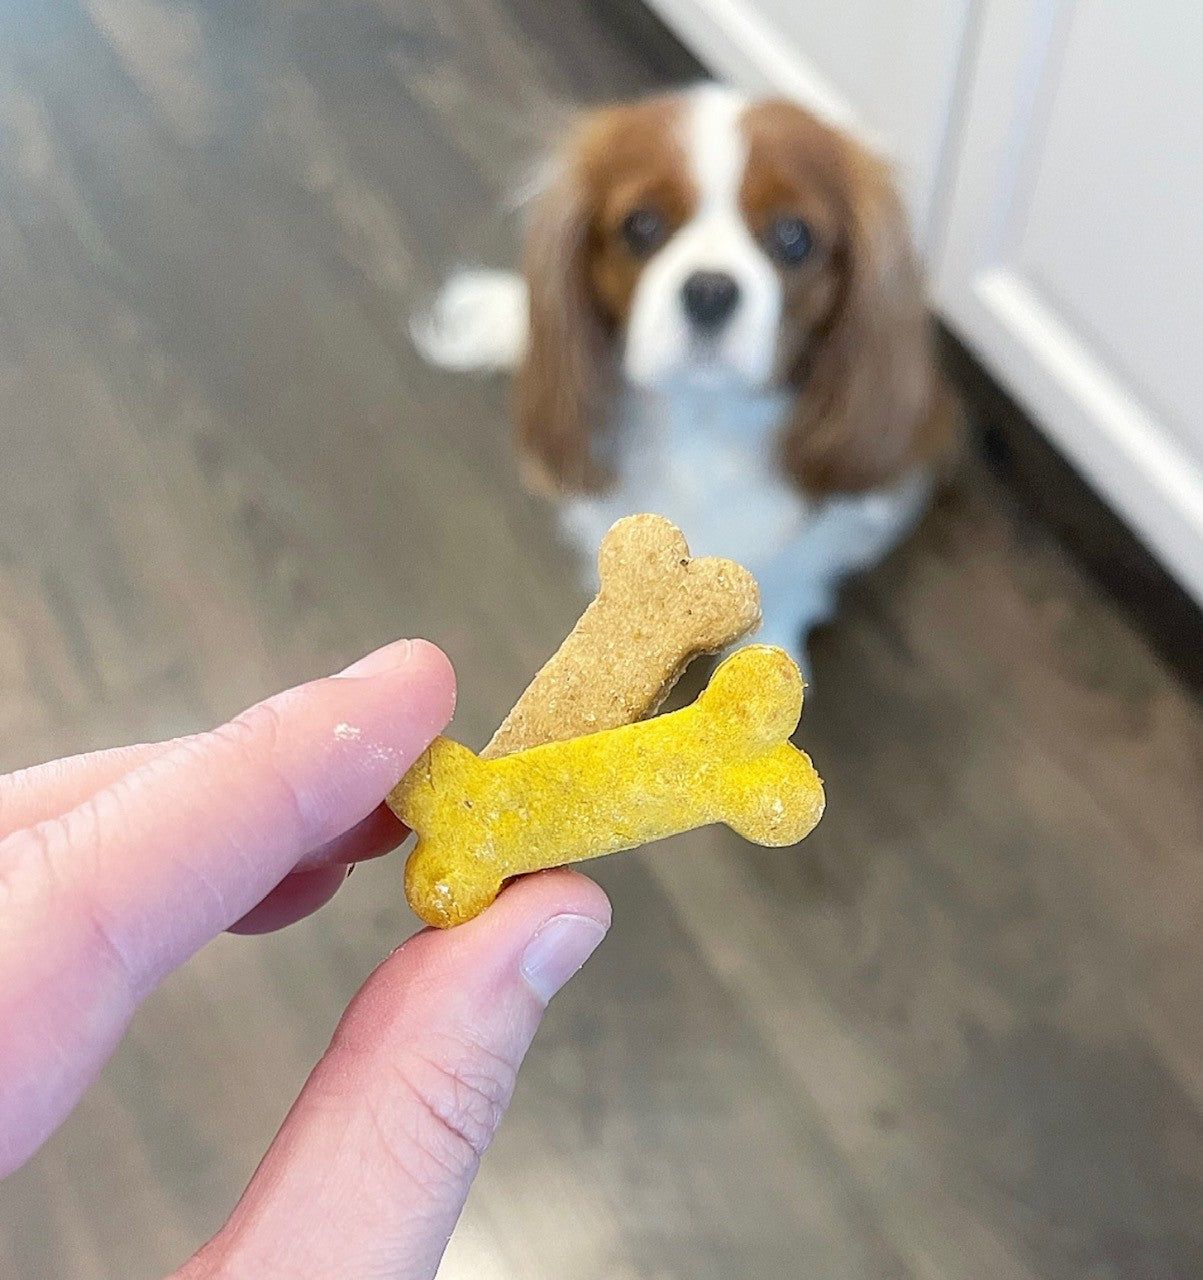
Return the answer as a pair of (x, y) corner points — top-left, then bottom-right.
(560, 387), (931, 661)
(562, 388), (804, 567)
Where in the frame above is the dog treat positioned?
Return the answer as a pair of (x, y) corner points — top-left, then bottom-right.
(482, 514), (761, 760)
(391, 645), (824, 928)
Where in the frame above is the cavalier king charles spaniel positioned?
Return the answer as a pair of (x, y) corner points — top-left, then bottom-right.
(417, 84), (958, 666)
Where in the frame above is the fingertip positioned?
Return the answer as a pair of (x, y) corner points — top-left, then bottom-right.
(333, 638), (415, 679)
(330, 637), (455, 727)
(380, 869), (611, 1006)
(494, 868), (612, 933)
(403, 638), (457, 720)
(488, 872), (611, 1005)
(402, 868), (610, 954)
(273, 639), (456, 856)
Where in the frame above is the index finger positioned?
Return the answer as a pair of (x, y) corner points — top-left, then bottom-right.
(0, 638), (455, 1177)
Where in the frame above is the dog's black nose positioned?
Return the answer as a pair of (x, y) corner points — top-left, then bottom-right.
(681, 271), (741, 330)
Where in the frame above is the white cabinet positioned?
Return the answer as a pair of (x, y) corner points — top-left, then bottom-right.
(934, 0), (1203, 607)
(644, 0), (1203, 608)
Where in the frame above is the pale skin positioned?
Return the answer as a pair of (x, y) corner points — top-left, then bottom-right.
(0, 638), (611, 1279)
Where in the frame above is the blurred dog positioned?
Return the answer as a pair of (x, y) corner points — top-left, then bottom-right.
(416, 84), (957, 665)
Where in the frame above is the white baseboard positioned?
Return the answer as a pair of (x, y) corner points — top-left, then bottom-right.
(957, 273), (1203, 610)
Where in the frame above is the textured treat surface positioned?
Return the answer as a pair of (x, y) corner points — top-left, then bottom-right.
(392, 646), (824, 928)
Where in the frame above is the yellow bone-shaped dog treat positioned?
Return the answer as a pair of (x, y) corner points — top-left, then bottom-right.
(390, 645), (824, 928)
(482, 513), (761, 760)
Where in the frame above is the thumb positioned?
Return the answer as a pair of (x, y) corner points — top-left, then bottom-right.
(178, 870), (610, 1280)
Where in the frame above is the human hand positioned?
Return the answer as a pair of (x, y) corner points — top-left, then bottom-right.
(0, 639), (611, 1278)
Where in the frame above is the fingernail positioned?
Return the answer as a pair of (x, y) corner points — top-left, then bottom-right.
(334, 639), (414, 678)
(520, 913), (608, 1005)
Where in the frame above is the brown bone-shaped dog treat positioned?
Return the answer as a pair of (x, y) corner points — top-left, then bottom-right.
(482, 514), (761, 760)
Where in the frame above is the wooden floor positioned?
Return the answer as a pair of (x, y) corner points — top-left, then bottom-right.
(2, 2), (1202, 1277)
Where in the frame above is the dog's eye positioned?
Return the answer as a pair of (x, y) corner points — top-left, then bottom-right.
(620, 207), (667, 257)
(766, 215), (814, 266)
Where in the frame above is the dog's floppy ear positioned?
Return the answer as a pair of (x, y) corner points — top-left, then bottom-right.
(782, 150), (955, 494)
(515, 154), (614, 495)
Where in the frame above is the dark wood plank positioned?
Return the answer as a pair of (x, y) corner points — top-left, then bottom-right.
(1, 2), (1201, 1278)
